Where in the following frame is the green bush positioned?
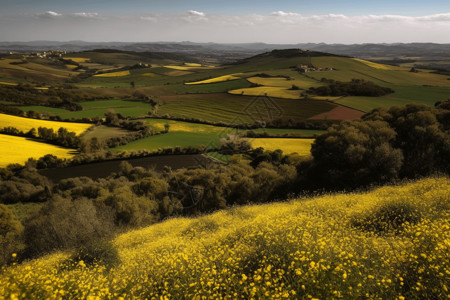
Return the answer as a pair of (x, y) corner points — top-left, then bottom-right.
(65, 240), (120, 270)
(24, 196), (115, 257)
(352, 201), (421, 234)
(0, 204), (24, 266)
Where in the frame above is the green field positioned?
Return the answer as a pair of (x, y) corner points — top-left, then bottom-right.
(81, 125), (134, 142)
(157, 93), (338, 124)
(112, 131), (222, 152)
(336, 85), (450, 112)
(19, 100), (152, 119)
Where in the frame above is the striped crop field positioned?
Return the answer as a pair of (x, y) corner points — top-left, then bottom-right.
(229, 86), (302, 99)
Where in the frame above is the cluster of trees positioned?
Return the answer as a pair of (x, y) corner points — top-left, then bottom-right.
(305, 101), (450, 188)
(0, 85), (85, 109)
(37, 127), (80, 148)
(0, 126), (80, 149)
(309, 79), (394, 97)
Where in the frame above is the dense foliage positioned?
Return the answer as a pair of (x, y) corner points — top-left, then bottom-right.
(309, 79), (394, 97)
(307, 101), (450, 188)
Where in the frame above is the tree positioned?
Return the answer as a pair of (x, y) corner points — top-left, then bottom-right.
(310, 120), (404, 188)
(130, 81), (135, 88)
(363, 103), (450, 177)
(24, 196), (115, 257)
(164, 123), (170, 133)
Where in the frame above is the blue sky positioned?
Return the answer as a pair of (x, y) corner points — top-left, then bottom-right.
(1, 0), (450, 43)
(3, 0), (450, 15)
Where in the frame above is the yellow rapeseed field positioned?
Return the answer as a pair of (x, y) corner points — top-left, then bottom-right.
(1, 177), (448, 299)
(146, 119), (224, 133)
(65, 64), (79, 70)
(184, 63), (202, 67)
(94, 70), (130, 77)
(164, 65), (216, 71)
(229, 86), (302, 99)
(0, 134), (75, 167)
(0, 81), (18, 86)
(142, 72), (156, 77)
(353, 58), (399, 70)
(249, 138), (314, 155)
(64, 57), (90, 63)
(0, 113), (91, 135)
(185, 74), (241, 85)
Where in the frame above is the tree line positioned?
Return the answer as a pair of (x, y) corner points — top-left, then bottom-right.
(308, 79), (394, 97)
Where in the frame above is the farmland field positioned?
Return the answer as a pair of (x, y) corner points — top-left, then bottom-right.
(112, 131), (222, 152)
(94, 70), (131, 77)
(229, 86), (302, 99)
(80, 125), (134, 142)
(157, 93), (337, 124)
(39, 154), (215, 182)
(185, 74), (241, 85)
(0, 134), (76, 167)
(249, 138), (315, 155)
(164, 65), (216, 71)
(19, 100), (152, 119)
(0, 113), (92, 134)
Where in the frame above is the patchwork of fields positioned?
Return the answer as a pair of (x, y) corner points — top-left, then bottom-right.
(0, 49), (449, 166)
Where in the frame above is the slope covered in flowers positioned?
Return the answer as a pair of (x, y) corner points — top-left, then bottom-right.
(1, 177), (449, 299)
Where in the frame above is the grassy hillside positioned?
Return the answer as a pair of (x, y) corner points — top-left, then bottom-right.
(18, 100), (152, 119)
(1, 177), (448, 299)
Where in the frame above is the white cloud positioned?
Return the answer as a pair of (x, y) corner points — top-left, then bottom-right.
(7, 11), (450, 43)
(37, 11), (62, 18)
(70, 12), (99, 18)
(271, 11), (300, 17)
(188, 10), (205, 17)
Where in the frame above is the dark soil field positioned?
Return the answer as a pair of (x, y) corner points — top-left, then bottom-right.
(39, 154), (216, 182)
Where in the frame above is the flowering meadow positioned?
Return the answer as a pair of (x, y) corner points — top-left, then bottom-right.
(1, 177), (449, 299)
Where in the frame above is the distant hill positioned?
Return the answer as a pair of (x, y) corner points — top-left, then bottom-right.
(2, 41), (450, 64)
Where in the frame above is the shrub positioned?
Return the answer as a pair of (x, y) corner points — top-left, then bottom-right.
(64, 240), (120, 270)
(0, 204), (24, 266)
(24, 196), (115, 257)
(352, 201), (421, 234)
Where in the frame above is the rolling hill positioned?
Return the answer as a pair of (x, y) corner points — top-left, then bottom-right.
(1, 177), (448, 299)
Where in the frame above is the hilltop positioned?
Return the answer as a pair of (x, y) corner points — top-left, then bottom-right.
(1, 177), (449, 299)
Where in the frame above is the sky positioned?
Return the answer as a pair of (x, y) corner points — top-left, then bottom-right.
(1, 0), (450, 43)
